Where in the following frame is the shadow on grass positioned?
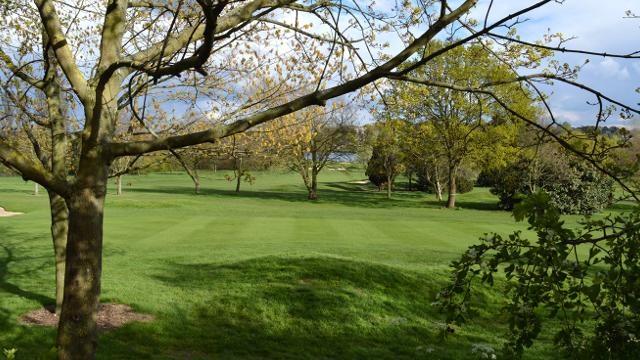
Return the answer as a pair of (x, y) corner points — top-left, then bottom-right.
(99, 256), (502, 360)
(421, 199), (501, 211)
(0, 227), (57, 359)
(0, 228), (54, 308)
(126, 181), (444, 209)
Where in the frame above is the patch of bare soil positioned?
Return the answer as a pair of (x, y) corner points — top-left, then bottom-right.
(20, 303), (154, 331)
(0, 206), (23, 217)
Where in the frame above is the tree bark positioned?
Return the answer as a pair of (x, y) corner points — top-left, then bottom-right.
(115, 175), (122, 196)
(435, 180), (443, 202)
(47, 191), (68, 316)
(386, 173), (392, 199)
(235, 171), (242, 193)
(35, 182), (40, 196)
(308, 168), (318, 200)
(447, 167), (456, 208)
(57, 172), (106, 360)
(235, 158), (242, 193)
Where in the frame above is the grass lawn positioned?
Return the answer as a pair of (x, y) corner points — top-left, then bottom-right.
(0, 169), (609, 359)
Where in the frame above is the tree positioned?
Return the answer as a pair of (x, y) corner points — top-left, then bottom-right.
(0, 1), (638, 359)
(404, 122), (447, 201)
(366, 119), (406, 199)
(220, 133), (257, 193)
(264, 104), (355, 200)
(0, 77), (70, 317)
(383, 42), (536, 208)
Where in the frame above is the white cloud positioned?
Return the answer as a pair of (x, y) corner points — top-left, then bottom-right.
(553, 109), (582, 124)
(593, 58), (631, 80)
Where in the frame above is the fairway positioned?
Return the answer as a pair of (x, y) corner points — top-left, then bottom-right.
(1, 170), (565, 359)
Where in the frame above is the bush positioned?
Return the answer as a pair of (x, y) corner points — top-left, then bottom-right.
(489, 160), (531, 211)
(455, 174), (475, 195)
(490, 154), (614, 215)
(366, 147), (393, 190)
(475, 169), (499, 187)
(439, 194), (640, 359)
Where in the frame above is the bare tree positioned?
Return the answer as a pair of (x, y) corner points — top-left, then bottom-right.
(265, 104), (355, 200)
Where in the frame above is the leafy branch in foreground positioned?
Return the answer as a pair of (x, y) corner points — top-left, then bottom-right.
(437, 193), (640, 359)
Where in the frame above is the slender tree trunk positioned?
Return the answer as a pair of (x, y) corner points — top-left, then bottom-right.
(408, 172), (412, 191)
(386, 173), (392, 199)
(308, 168), (318, 200)
(235, 158), (242, 193)
(34, 182), (40, 196)
(47, 191), (68, 316)
(447, 167), (457, 208)
(168, 149), (200, 194)
(115, 175), (122, 196)
(435, 180), (443, 202)
(57, 168), (107, 360)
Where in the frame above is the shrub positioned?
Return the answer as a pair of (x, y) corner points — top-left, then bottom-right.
(439, 193), (640, 359)
(490, 154), (614, 215)
(455, 174), (475, 195)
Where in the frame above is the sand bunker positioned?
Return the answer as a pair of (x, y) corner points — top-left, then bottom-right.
(20, 303), (154, 331)
(0, 207), (23, 217)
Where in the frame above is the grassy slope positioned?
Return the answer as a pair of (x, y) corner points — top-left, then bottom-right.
(0, 169), (592, 359)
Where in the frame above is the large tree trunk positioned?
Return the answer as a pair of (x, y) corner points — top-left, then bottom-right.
(48, 191), (68, 316)
(57, 172), (106, 360)
(447, 167), (456, 209)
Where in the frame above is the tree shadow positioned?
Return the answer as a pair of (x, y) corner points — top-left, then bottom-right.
(126, 181), (440, 210)
(421, 199), (501, 211)
(0, 228), (55, 308)
(0, 226), (58, 359)
(98, 256), (506, 359)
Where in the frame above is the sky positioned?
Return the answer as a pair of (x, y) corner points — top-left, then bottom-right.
(469, 0), (640, 127)
(317, 0), (640, 127)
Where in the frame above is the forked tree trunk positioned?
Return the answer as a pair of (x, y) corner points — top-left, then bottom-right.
(57, 176), (106, 360)
(447, 167), (457, 208)
(48, 191), (68, 316)
(435, 180), (443, 202)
